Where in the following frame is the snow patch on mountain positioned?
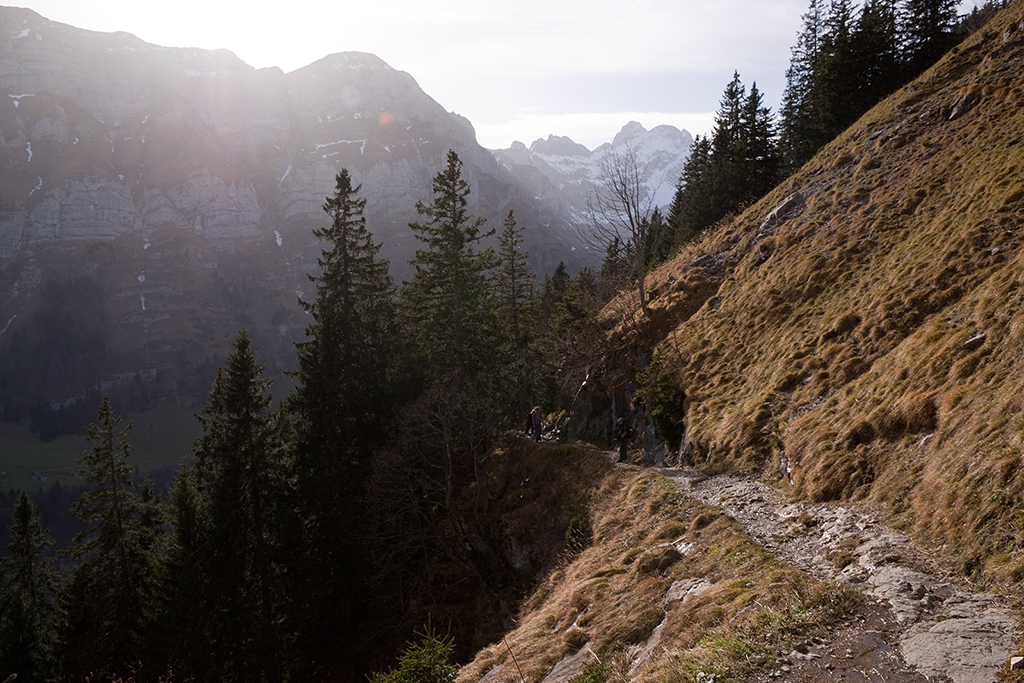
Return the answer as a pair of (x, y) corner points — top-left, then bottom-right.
(492, 122), (694, 239)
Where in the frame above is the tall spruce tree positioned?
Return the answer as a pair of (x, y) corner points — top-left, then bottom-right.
(554, 268), (599, 357)
(902, 0), (959, 75)
(0, 492), (59, 682)
(740, 83), (780, 202)
(598, 237), (633, 301)
(394, 150), (503, 591)
(668, 72), (776, 248)
(709, 71), (748, 219)
(191, 330), (289, 683)
(815, 0), (860, 138)
(403, 149), (498, 378)
(642, 208), (672, 269)
(494, 210), (536, 416)
(494, 210), (533, 349)
(668, 135), (714, 245)
(288, 169), (397, 676)
(149, 463), (210, 678)
(61, 396), (158, 681)
(854, 0), (902, 110)
(779, 0), (827, 170)
(539, 261), (571, 324)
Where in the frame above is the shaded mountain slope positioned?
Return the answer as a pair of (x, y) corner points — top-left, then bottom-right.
(0, 6), (583, 423)
(610, 1), (1024, 587)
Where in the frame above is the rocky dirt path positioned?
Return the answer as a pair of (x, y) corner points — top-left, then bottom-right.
(652, 466), (1021, 683)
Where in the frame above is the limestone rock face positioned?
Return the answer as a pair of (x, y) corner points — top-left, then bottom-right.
(0, 7), (693, 414)
(0, 6), (594, 412)
(0, 8), (541, 262)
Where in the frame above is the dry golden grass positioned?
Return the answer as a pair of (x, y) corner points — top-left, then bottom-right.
(600, 2), (1024, 589)
(456, 463), (857, 683)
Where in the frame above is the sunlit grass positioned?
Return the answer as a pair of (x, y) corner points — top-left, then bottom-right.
(600, 4), (1024, 590)
(457, 464), (856, 683)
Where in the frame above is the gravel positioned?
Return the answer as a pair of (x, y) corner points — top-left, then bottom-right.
(651, 467), (1021, 683)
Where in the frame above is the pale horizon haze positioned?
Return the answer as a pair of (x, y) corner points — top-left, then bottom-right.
(11, 0), (992, 150)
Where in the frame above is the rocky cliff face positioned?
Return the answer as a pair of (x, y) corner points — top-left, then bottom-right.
(0, 6), (597, 416)
(0, 7), (561, 263)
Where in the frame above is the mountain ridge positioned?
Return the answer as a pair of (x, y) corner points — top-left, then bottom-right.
(0, 5), (696, 423)
(492, 121), (694, 232)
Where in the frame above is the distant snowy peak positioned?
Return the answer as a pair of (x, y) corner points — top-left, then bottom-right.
(492, 122), (695, 238)
(611, 120), (648, 147)
(529, 134), (591, 158)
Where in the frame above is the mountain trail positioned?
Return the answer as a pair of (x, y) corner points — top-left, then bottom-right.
(659, 464), (1021, 683)
(575, 441), (1021, 683)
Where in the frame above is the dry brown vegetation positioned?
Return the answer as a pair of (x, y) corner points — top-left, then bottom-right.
(456, 7), (1024, 681)
(619, 2), (1024, 586)
(457, 460), (858, 683)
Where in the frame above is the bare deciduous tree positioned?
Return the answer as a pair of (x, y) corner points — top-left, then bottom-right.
(583, 146), (658, 315)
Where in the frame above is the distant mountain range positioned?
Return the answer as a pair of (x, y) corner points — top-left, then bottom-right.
(0, 5), (693, 417)
(493, 123), (694, 229)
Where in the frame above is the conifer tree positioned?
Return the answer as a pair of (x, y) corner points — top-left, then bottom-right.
(403, 150), (498, 378)
(390, 151), (505, 600)
(598, 237), (632, 301)
(494, 210), (533, 349)
(148, 463), (209, 678)
(739, 83), (779, 202)
(0, 492), (59, 682)
(669, 135), (714, 245)
(902, 0), (959, 75)
(288, 168), (397, 674)
(642, 208), (672, 269)
(400, 149), (503, 467)
(814, 0), (859, 138)
(369, 625), (458, 683)
(709, 71), (747, 218)
(192, 330), (289, 683)
(61, 396), (158, 681)
(293, 168), (397, 460)
(779, 0), (827, 170)
(854, 0), (902, 110)
(540, 261), (572, 324)
(555, 268), (599, 356)
(494, 210), (537, 416)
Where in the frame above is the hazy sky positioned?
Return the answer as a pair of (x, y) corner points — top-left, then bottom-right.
(17, 0), (990, 150)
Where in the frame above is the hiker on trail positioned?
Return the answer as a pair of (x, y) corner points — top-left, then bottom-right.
(615, 417), (634, 462)
(530, 407), (542, 442)
(524, 411), (534, 437)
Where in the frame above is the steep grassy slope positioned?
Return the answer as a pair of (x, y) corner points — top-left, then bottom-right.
(628, 2), (1024, 584)
(456, 451), (857, 683)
